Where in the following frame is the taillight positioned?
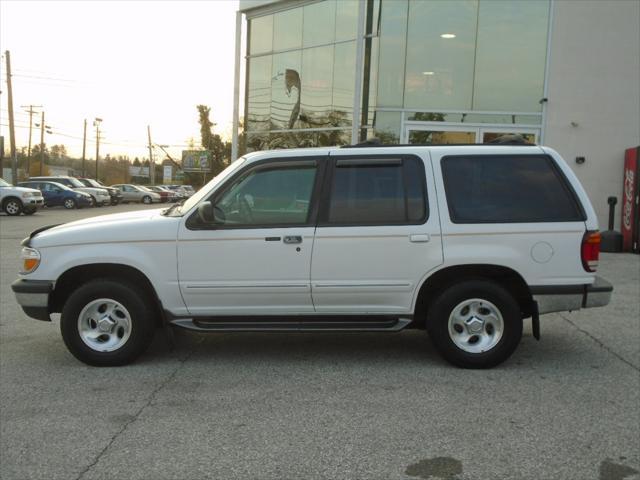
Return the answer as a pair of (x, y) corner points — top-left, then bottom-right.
(581, 230), (600, 272)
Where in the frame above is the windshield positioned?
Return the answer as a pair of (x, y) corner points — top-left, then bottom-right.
(0, 178), (11, 187)
(83, 178), (101, 188)
(137, 185), (152, 192)
(168, 158), (247, 215)
(66, 177), (86, 188)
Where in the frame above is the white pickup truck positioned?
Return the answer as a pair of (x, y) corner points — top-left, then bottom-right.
(12, 144), (612, 368)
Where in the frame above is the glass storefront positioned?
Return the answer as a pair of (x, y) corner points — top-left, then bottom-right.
(244, 0), (550, 151)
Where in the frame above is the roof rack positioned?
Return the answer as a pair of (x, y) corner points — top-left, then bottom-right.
(342, 134), (533, 148)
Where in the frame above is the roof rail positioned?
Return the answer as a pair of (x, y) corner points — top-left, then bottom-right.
(342, 134), (533, 148)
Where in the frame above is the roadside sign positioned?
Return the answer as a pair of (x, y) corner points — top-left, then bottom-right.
(163, 165), (172, 184)
(182, 150), (212, 172)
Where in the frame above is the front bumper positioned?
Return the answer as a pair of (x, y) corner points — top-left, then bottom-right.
(11, 279), (54, 321)
(532, 276), (613, 314)
(24, 197), (44, 210)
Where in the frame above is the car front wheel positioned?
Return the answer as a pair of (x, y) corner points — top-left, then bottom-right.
(3, 198), (23, 216)
(426, 280), (522, 369)
(60, 279), (156, 366)
(63, 198), (77, 209)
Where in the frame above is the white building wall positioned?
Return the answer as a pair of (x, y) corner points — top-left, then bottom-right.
(544, 0), (640, 230)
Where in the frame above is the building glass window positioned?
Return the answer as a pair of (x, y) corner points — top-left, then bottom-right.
(247, 56), (272, 132)
(301, 45), (335, 128)
(376, 0), (408, 108)
(404, 0), (478, 110)
(303, 0), (336, 48)
(249, 15), (273, 55)
(271, 51), (302, 130)
(473, 0), (549, 112)
(332, 41), (357, 126)
(335, 0), (359, 42)
(273, 7), (302, 51)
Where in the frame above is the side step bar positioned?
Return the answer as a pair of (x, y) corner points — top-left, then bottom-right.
(170, 317), (412, 332)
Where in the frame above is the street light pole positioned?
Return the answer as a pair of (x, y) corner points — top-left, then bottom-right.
(93, 118), (102, 180)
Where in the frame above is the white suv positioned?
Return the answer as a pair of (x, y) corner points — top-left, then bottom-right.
(11, 145), (612, 368)
(1, 178), (44, 215)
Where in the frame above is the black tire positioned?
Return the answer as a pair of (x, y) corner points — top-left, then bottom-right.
(23, 209), (36, 215)
(142, 195), (152, 204)
(89, 196), (97, 207)
(426, 280), (522, 369)
(3, 197), (23, 216)
(60, 279), (156, 366)
(63, 198), (77, 209)
(110, 199), (120, 206)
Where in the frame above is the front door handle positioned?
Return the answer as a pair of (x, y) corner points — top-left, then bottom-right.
(410, 234), (430, 243)
(283, 236), (303, 244)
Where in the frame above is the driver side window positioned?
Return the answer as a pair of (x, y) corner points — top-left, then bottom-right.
(213, 162), (317, 227)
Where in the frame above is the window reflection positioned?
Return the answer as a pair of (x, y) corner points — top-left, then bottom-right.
(247, 56), (272, 132)
(273, 8), (302, 51)
(271, 51), (302, 130)
(404, 0), (478, 110)
(300, 46), (334, 128)
(249, 15), (273, 55)
(377, 0), (408, 108)
(303, 0), (336, 47)
(473, 0), (549, 111)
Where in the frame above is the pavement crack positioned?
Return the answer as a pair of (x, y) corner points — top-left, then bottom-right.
(75, 343), (201, 480)
(559, 313), (639, 372)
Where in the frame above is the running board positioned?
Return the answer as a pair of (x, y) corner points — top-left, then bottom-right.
(170, 317), (412, 332)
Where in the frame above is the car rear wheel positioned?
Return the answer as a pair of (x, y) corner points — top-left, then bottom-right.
(426, 280), (522, 369)
(63, 198), (77, 209)
(60, 279), (155, 366)
(3, 198), (23, 216)
(142, 195), (152, 204)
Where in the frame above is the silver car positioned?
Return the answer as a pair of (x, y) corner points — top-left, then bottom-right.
(111, 184), (162, 204)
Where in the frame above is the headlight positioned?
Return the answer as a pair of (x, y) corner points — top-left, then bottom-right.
(21, 192), (35, 198)
(20, 247), (41, 274)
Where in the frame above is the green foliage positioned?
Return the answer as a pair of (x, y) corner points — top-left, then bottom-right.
(196, 104), (231, 176)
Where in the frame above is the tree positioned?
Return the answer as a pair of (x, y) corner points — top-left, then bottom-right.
(197, 104), (230, 176)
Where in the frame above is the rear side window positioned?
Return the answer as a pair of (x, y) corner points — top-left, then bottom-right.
(326, 157), (427, 225)
(441, 155), (584, 223)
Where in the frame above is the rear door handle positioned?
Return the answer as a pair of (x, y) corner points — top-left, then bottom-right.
(283, 236), (303, 244)
(409, 234), (430, 243)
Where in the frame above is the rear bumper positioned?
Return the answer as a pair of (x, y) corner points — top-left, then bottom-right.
(11, 279), (53, 321)
(531, 276), (613, 314)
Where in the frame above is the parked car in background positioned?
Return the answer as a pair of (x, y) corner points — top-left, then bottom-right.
(164, 185), (189, 200)
(77, 178), (123, 205)
(0, 178), (44, 215)
(146, 185), (178, 203)
(182, 185), (196, 197)
(111, 184), (162, 204)
(29, 176), (110, 206)
(18, 181), (92, 209)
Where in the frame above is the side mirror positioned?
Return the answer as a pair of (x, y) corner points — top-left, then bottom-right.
(197, 201), (214, 223)
(197, 201), (226, 224)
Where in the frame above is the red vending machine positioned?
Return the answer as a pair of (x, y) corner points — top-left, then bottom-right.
(621, 146), (640, 253)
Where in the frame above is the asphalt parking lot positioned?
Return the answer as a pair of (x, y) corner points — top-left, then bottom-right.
(1, 205), (639, 480)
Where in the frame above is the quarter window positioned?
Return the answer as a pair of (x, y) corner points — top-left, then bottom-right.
(441, 155), (584, 223)
(327, 157), (427, 225)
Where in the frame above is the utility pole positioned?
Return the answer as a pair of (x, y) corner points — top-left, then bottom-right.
(20, 104), (42, 177)
(5, 51), (17, 183)
(93, 118), (102, 180)
(147, 125), (154, 184)
(81, 119), (87, 177)
(39, 111), (45, 175)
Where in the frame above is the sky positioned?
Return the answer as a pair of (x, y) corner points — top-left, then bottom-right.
(0, 0), (240, 161)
